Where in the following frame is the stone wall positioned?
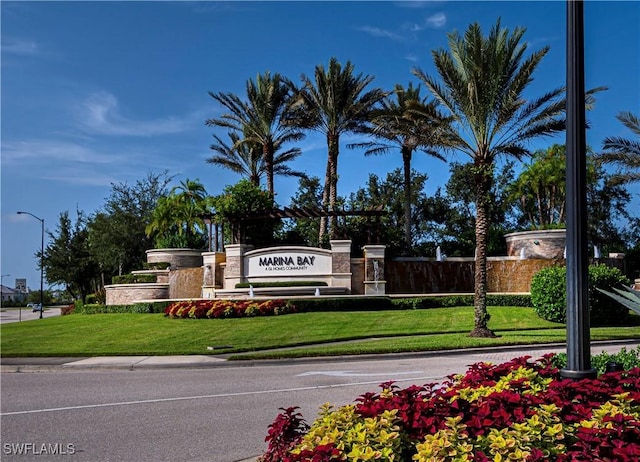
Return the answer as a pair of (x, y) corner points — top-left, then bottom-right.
(146, 248), (203, 268)
(105, 283), (169, 305)
(487, 258), (563, 292)
(386, 259), (475, 294)
(169, 267), (204, 299)
(350, 258), (365, 295)
(505, 230), (566, 259)
(385, 257), (623, 295)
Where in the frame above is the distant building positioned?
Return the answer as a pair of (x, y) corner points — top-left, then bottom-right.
(1, 284), (28, 304)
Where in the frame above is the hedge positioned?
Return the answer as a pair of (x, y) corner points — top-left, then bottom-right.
(111, 274), (157, 285)
(73, 301), (171, 314)
(291, 294), (531, 313)
(72, 294), (532, 316)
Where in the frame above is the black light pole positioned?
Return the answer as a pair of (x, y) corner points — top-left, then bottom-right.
(561, 0), (596, 379)
(17, 211), (45, 319)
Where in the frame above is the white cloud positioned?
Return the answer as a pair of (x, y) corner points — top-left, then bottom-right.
(1, 37), (39, 56)
(77, 91), (193, 137)
(395, 1), (440, 9)
(402, 11), (446, 33)
(426, 12), (447, 28)
(356, 26), (402, 41)
(0, 138), (187, 187)
(1, 140), (117, 165)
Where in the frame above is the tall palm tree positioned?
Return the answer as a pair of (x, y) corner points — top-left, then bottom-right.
(597, 110), (640, 185)
(349, 82), (451, 248)
(146, 179), (210, 249)
(295, 57), (386, 241)
(413, 19), (565, 337)
(206, 72), (305, 194)
(208, 130), (306, 187)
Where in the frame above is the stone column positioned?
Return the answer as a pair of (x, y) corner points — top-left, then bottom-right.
(363, 244), (386, 295)
(330, 240), (352, 292)
(223, 244), (252, 291)
(201, 251), (226, 299)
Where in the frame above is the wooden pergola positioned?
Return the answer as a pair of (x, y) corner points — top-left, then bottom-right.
(201, 205), (387, 250)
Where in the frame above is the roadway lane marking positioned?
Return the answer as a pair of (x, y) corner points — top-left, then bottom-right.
(297, 370), (423, 377)
(1, 374), (444, 417)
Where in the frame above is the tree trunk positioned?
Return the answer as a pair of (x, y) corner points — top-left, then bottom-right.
(318, 157), (331, 244)
(402, 146), (413, 249)
(327, 134), (340, 239)
(264, 143), (274, 195)
(470, 162), (496, 338)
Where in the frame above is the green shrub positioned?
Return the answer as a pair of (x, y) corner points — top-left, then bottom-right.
(530, 266), (566, 323)
(487, 294), (533, 307)
(589, 264), (632, 324)
(111, 274), (157, 284)
(74, 301), (171, 314)
(598, 285), (640, 315)
(391, 294), (531, 310)
(290, 294), (532, 314)
(142, 262), (171, 270)
(292, 297), (395, 312)
(531, 264), (631, 325)
(235, 281), (328, 289)
(552, 345), (640, 374)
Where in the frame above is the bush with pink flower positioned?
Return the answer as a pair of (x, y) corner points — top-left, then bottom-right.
(259, 354), (640, 461)
(164, 299), (295, 319)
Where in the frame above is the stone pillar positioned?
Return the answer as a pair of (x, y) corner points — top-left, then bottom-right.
(363, 244), (386, 295)
(223, 244), (252, 290)
(201, 251), (226, 299)
(330, 240), (352, 292)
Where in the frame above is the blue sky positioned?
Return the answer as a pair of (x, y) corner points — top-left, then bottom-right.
(2, 1), (639, 291)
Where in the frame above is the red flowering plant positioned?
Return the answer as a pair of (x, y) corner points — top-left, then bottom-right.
(260, 354), (640, 461)
(164, 299), (295, 319)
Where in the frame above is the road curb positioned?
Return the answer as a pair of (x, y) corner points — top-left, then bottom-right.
(1, 339), (638, 372)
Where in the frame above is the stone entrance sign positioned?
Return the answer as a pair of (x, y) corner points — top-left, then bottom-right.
(246, 247), (332, 277)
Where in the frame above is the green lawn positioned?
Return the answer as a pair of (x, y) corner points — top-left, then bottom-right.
(1, 307), (638, 358)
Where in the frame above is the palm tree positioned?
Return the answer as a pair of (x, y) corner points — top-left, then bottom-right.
(597, 110), (640, 185)
(295, 57), (386, 241)
(146, 179), (210, 249)
(349, 82), (451, 248)
(208, 131), (307, 187)
(206, 72), (305, 195)
(413, 19), (565, 337)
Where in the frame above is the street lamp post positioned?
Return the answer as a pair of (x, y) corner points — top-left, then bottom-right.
(17, 211), (45, 319)
(562, 0), (596, 379)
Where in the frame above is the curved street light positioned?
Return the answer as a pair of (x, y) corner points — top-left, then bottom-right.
(17, 211), (44, 319)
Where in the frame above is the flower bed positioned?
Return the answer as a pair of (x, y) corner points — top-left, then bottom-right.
(164, 299), (296, 319)
(260, 355), (640, 461)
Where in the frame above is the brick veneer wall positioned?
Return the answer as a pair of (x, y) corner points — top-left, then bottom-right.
(487, 259), (563, 292)
(505, 230), (566, 259)
(169, 267), (204, 299)
(146, 249), (203, 268)
(105, 284), (169, 305)
(350, 259), (365, 295)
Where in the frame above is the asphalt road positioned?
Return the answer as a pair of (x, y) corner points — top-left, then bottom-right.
(0, 307), (61, 324)
(2, 341), (638, 462)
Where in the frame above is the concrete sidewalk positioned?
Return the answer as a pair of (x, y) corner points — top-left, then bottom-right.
(2, 339), (639, 373)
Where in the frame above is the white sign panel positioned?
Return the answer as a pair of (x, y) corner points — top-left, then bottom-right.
(245, 248), (332, 277)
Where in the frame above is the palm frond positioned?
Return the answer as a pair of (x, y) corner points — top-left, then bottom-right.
(597, 286), (640, 315)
